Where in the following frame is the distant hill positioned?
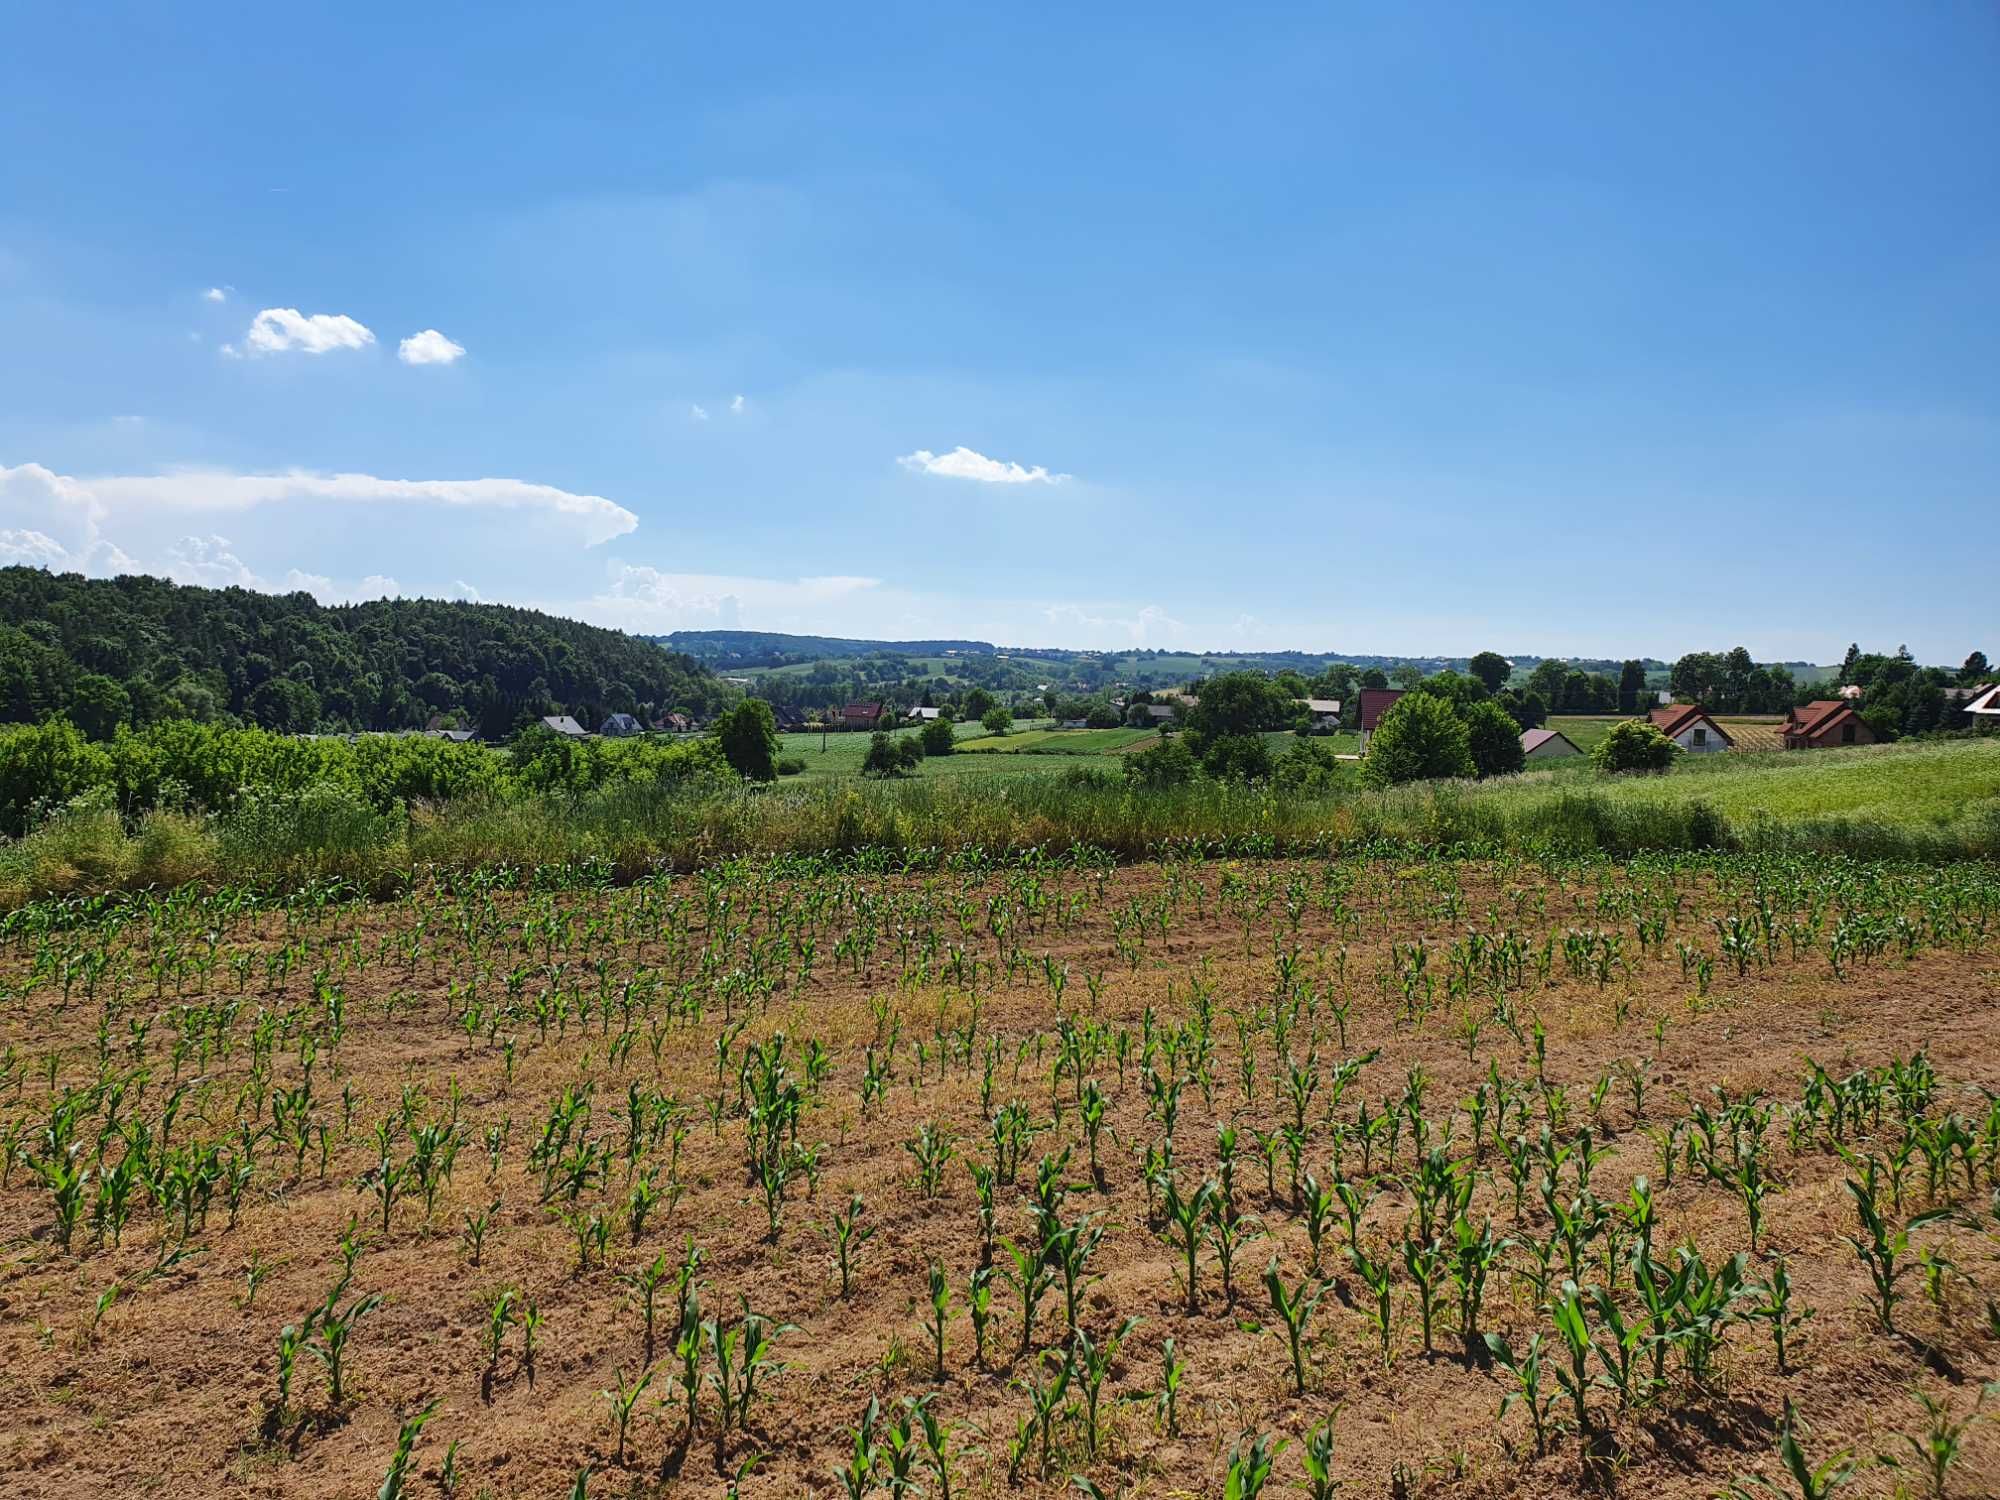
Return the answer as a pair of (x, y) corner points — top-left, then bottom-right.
(0, 566), (726, 738)
(659, 630), (997, 669)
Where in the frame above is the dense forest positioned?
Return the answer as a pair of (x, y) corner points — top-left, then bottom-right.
(0, 568), (727, 738)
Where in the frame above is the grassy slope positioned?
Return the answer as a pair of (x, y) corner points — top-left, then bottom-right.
(1493, 737), (2000, 829)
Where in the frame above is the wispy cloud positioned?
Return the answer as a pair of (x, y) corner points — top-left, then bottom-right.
(729, 394), (746, 415)
(243, 307), (375, 355)
(577, 563), (880, 631)
(897, 446), (1070, 484)
(202, 286), (229, 303)
(397, 328), (466, 365)
(689, 403), (710, 422)
(1041, 601), (1183, 645)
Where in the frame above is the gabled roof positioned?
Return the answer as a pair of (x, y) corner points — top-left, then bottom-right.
(1782, 701), (1855, 740)
(842, 701), (884, 716)
(540, 714), (587, 736)
(1648, 703), (1732, 744)
(1964, 684), (2000, 716)
(1358, 688), (1406, 731)
(599, 712), (643, 734)
(1300, 698), (1342, 715)
(1520, 728), (1579, 755)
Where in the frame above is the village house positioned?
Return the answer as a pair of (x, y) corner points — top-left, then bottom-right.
(905, 705), (943, 722)
(1356, 688), (1406, 753)
(1950, 684), (1999, 723)
(1520, 727), (1582, 761)
(1297, 697), (1342, 730)
(540, 714), (588, 738)
(598, 712), (644, 737)
(1778, 700), (1873, 750)
(841, 701), (885, 731)
(1649, 703), (1732, 753)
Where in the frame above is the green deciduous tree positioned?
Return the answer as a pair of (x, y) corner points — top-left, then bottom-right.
(1361, 693), (1474, 787)
(1592, 719), (1678, 773)
(1467, 652), (1511, 695)
(1464, 699), (1526, 778)
(713, 699), (781, 781)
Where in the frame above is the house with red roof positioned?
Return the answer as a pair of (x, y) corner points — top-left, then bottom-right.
(840, 701), (885, 731)
(1649, 703), (1731, 753)
(1779, 700), (1874, 750)
(1357, 688), (1407, 753)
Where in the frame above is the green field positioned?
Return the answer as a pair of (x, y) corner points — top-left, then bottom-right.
(772, 721), (1133, 779)
(960, 726), (1157, 755)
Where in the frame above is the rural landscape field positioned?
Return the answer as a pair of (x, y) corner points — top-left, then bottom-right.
(5, 830), (2000, 1499)
(9, 6), (1998, 1498)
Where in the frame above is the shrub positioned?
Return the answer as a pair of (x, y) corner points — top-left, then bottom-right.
(1593, 719), (1679, 773)
(1124, 737), (1199, 789)
(1273, 737), (1341, 794)
(919, 718), (956, 757)
(713, 700), (781, 782)
(981, 708), (1012, 735)
(1361, 694), (1474, 788)
(776, 756), (807, 777)
(862, 733), (923, 778)
(1201, 733), (1273, 783)
(1465, 700), (1527, 779)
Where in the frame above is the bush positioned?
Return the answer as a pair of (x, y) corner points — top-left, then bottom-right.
(919, 717), (956, 756)
(713, 699), (780, 781)
(1273, 737), (1341, 794)
(1361, 694), (1475, 788)
(862, 732), (924, 778)
(981, 708), (1012, 735)
(1124, 736), (1199, 789)
(1593, 719), (1679, 773)
(1201, 732), (1274, 783)
(776, 756), (807, 777)
(1465, 700), (1527, 779)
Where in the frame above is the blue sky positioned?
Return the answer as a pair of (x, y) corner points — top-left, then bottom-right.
(3, 3), (1995, 663)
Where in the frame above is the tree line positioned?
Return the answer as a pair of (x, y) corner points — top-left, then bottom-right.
(0, 568), (728, 739)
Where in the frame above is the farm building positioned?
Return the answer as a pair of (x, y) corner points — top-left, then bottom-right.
(1357, 688), (1407, 752)
(1778, 700), (1873, 750)
(1520, 727), (1582, 761)
(840, 702), (885, 730)
(905, 706), (943, 722)
(1955, 684), (2000, 721)
(539, 714), (588, 738)
(598, 712), (644, 737)
(1649, 703), (1732, 753)
(1297, 697), (1342, 729)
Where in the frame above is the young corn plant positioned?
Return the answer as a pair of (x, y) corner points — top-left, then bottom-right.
(1161, 1176), (1220, 1312)
(1299, 1414), (1340, 1500)
(1844, 1168), (1948, 1332)
(926, 1260), (953, 1380)
(827, 1194), (874, 1300)
(1483, 1330), (1555, 1458)
(1263, 1257), (1327, 1394)
(307, 1271), (384, 1407)
(1721, 1399), (1857, 1500)
(1223, 1431), (1286, 1500)
(600, 1365), (654, 1464)
(376, 1397), (440, 1500)
(1346, 1238), (1396, 1369)
(1881, 1384), (1988, 1500)
(1071, 1315), (1140, 1457)
(835, 1395), (882, 1500)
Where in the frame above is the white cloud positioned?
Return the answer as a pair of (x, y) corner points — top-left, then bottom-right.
(203, 286), (228, 303)
(0, 462), (138, 574)
(578, 563), (880, 631)
(450, 579), (482, 602)
(165, 534), (260, 589)
(690, 403), (710, 422)
(244, 307), (376, 355)
(897, 446), (1069, 484)
(729, 394), (746, 415)
(82, 467), (639, 546)
(1041, 602), (1184, 646)
(397, 328), (466, 366)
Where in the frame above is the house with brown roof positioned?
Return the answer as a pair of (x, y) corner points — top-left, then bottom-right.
(1520, 727), (1582, 761)
(840, 701), (885, 731)
(1357, 688), (1407, 753)
(1648, 703), (1731, 753)
(1956, 684), (2000, 722)
(1779, 700), (1873, 750)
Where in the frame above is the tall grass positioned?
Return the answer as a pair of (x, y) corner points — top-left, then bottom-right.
(3, 740), (1995, 906)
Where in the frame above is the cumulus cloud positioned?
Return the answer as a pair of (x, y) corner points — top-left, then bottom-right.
(0, 462), (138, 574)
(1041, 601), (1183, 646)
(203, 286), (229, 303)
(244, 307), (376, 355)
(577, 564), (879, 632)
(164, 534), (261, 589)
(81, 468), (639, 547)
(897, 446), (1069, 485)
(397, 328), (466, 366)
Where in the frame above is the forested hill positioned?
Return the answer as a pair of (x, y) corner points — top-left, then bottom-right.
(659, 629), (996, 668)
(0, 567), (726, 737)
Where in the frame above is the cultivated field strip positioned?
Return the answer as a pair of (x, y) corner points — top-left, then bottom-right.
(2, 851), (1998, 1497)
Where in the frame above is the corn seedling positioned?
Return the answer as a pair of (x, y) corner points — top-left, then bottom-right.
(376, 1397), (439, 1500)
